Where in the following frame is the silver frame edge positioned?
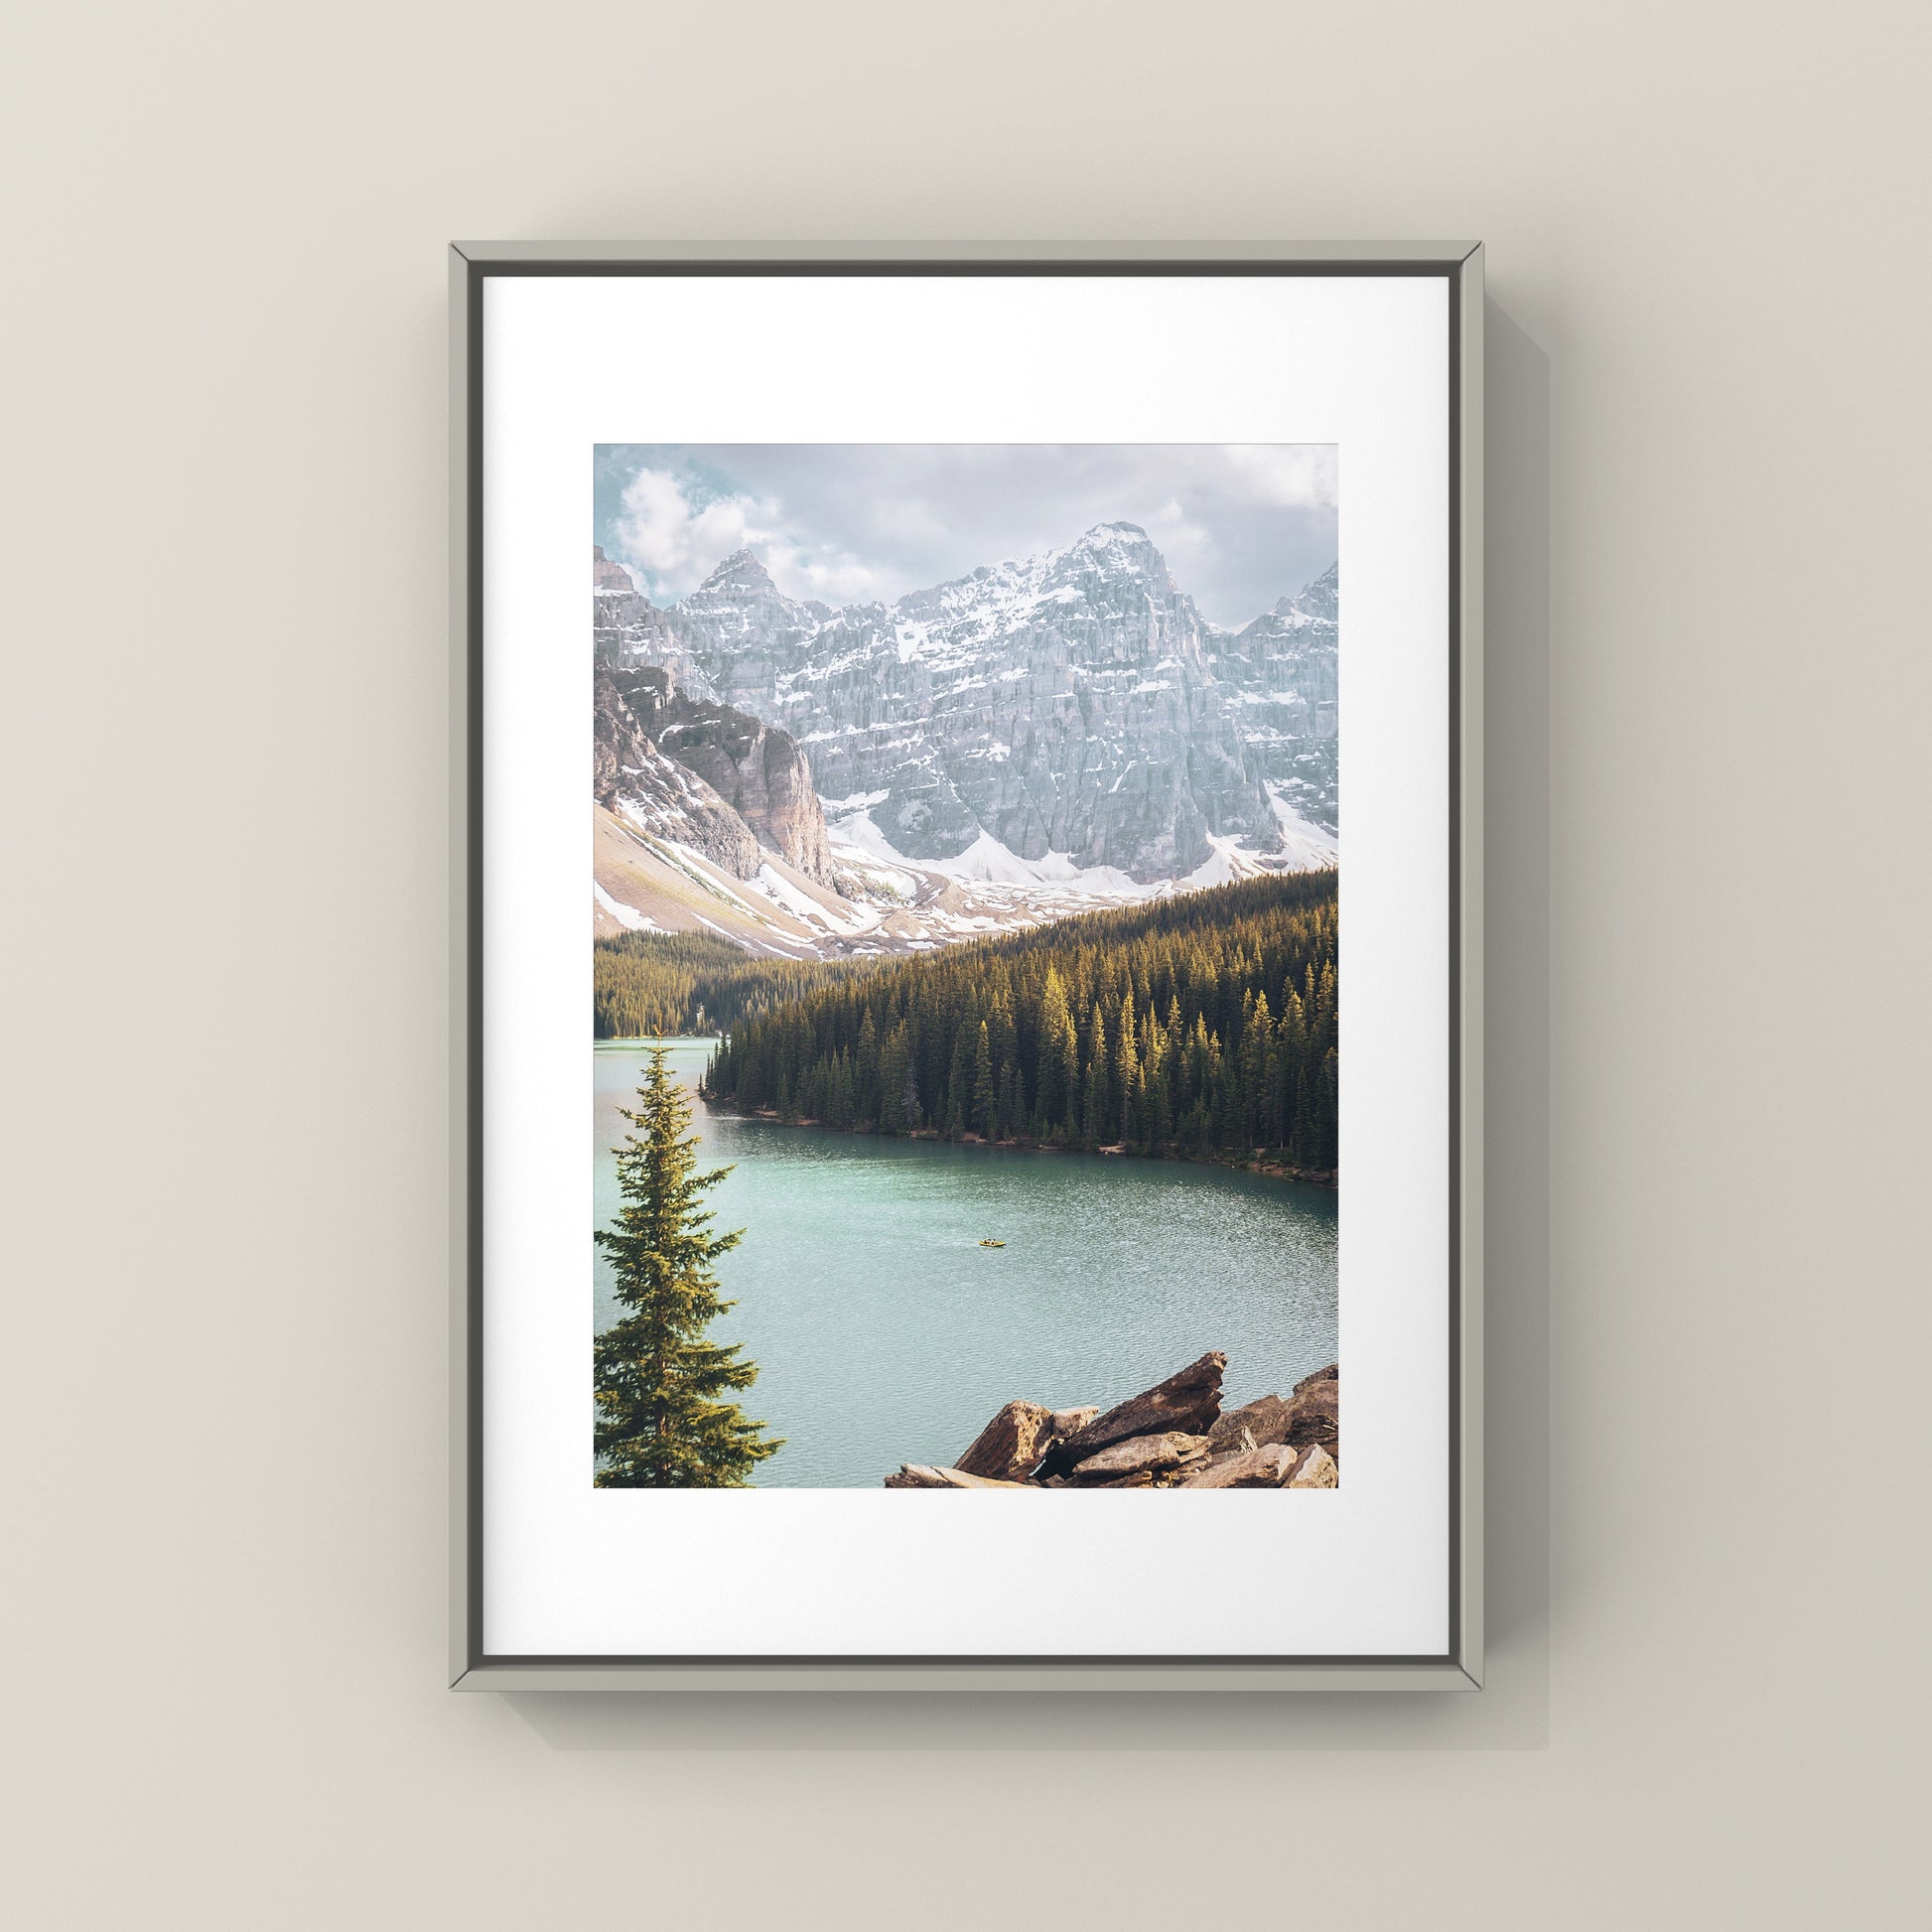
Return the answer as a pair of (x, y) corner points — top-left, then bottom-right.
(1455, 243), (1485, 1692)
(449, 241), (476, 1690)
(449, 239), (1485, 1693)
(450, 238), (1479, 266)
(449, 1664), (1480, 1693)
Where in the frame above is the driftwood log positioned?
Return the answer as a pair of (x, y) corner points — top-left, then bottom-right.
(953, 1400), (1056, 1481)
(1064, 1432), (1212, 1484)
(883, 1355), (1338, 1490)
(1180, 1442), (1299, 1488)
(1036, 1351), (1227, 1477)
(1280, 1378), (1340, 1459)
(1207, 1394), (1295, 1452)
(882, 1464), (1033, 1489)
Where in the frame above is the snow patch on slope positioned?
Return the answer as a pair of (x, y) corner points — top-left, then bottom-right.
(594, 882), (658, 931)
(831, 812), (1144, 897)
(747, 861), (883, 937)
(1265, 784), (1341, 869)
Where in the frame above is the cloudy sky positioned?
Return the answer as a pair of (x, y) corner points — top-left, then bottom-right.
(593, 444), (1336, 630)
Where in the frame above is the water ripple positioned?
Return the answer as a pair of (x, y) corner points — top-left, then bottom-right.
(595, 1040), (1337, 1487)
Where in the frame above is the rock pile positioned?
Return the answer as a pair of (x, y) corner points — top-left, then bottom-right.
(884, 1353), (1340, 1490)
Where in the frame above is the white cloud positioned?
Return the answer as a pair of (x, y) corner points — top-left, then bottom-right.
(614, 467), (895, 606)
(774, 551), (893, 605)
(1219, 444), (1338, 510)
(600, 444), (1338, 627)
(612, 468), (783, 596)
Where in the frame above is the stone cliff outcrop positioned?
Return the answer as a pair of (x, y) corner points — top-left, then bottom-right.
(594, 663), (760, 880)
(656, 698), (833, 884)
(883, 1354), (1340, 1490)
(594, 543), (637, 594)
(596, 527), (1339, 882)
(594, 548), (724, 702)
(1210, 561), (1338, 831)
(594, 569), (835, 886)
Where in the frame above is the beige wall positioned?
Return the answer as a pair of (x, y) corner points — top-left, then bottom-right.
(4, 3), (1924, 1925)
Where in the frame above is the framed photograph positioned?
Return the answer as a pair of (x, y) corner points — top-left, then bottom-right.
(450, 241), (1482, 1690)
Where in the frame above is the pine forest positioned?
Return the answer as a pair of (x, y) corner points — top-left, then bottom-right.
(595, 930), (875, 1039)
(700, 873), (1337, 1174)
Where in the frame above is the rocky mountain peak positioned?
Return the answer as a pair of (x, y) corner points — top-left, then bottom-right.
(1271, 560), (1338, 625)
(1056, 520), (1162, 571)
(1075, 519), (1154, 555)
(1045, 521), (1177, 598)
(598, 521), (1340, 879)
(692, 547), (778, 598)
(593, 544), (637, 594)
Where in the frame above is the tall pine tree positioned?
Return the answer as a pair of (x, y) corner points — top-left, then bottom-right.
(594, 1049), (781, 1486)
(970, 1020), (996, 1135)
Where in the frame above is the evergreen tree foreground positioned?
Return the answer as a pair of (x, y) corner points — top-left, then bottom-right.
(594, 1049), (782, 1486)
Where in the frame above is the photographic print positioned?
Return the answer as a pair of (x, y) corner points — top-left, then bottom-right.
(591, 443), (1341, 1492)
(459, 249), (1475, 1681)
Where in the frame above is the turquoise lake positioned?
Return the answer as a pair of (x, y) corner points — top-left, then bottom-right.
(595, 1037), (1338, 1488)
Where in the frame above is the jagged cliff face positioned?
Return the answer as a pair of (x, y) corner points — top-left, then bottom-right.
(593, 547), (719, 697)
(656, 701), (833, 884)
(594, 663), (761, 879)
(597, 525), (1338, 882)
(593, 544), (637, 595)
(1209, 561), (1338, 831)
(605, 660), (833, 883)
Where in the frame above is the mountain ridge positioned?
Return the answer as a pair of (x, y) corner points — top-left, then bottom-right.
(597, 523), (1337, 883)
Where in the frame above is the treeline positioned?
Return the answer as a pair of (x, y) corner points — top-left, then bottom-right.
(703, 874), (1338, 1173)
(594, 930), (875, 1039)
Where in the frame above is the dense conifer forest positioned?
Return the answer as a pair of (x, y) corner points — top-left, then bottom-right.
(701, 874), (1338, 1174)
(594, 931), (874, 1039)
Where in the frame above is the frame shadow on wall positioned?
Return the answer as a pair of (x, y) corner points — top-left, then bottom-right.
(506, 298), (1552, 1751)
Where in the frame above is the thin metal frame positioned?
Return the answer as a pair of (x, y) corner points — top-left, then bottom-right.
(450, 241), (1484, 1692)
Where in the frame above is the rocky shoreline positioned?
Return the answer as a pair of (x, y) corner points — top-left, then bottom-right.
(704, 1099), (1338, 1189)
(884, 1351), (1339, 1489)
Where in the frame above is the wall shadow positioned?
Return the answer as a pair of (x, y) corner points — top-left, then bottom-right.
(509, 302), (1551, 1750)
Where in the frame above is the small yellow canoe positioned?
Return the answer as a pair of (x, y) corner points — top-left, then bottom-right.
(978, 1238), (1006, 1248)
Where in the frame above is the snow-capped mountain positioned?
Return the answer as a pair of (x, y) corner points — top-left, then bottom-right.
(1206, 561), (1338, 830)
(595, 525), (1338, 886)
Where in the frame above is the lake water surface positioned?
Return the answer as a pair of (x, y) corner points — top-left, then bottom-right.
(595, 1038), (1337, 1487)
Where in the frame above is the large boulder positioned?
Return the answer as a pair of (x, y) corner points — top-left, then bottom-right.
(1179, 1443), (1298, 1488)
(1287, 1444), (1338, 1488)
(1039, 1353), (1226, 1475)
(955, 1400), (1056, 1481)
(1065, 1433), (1212, 1485)
(1207, 1394), (1293, 1452)
(1281, 1378), (1339, 1458)
(883, 1464), (1033, 1489)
